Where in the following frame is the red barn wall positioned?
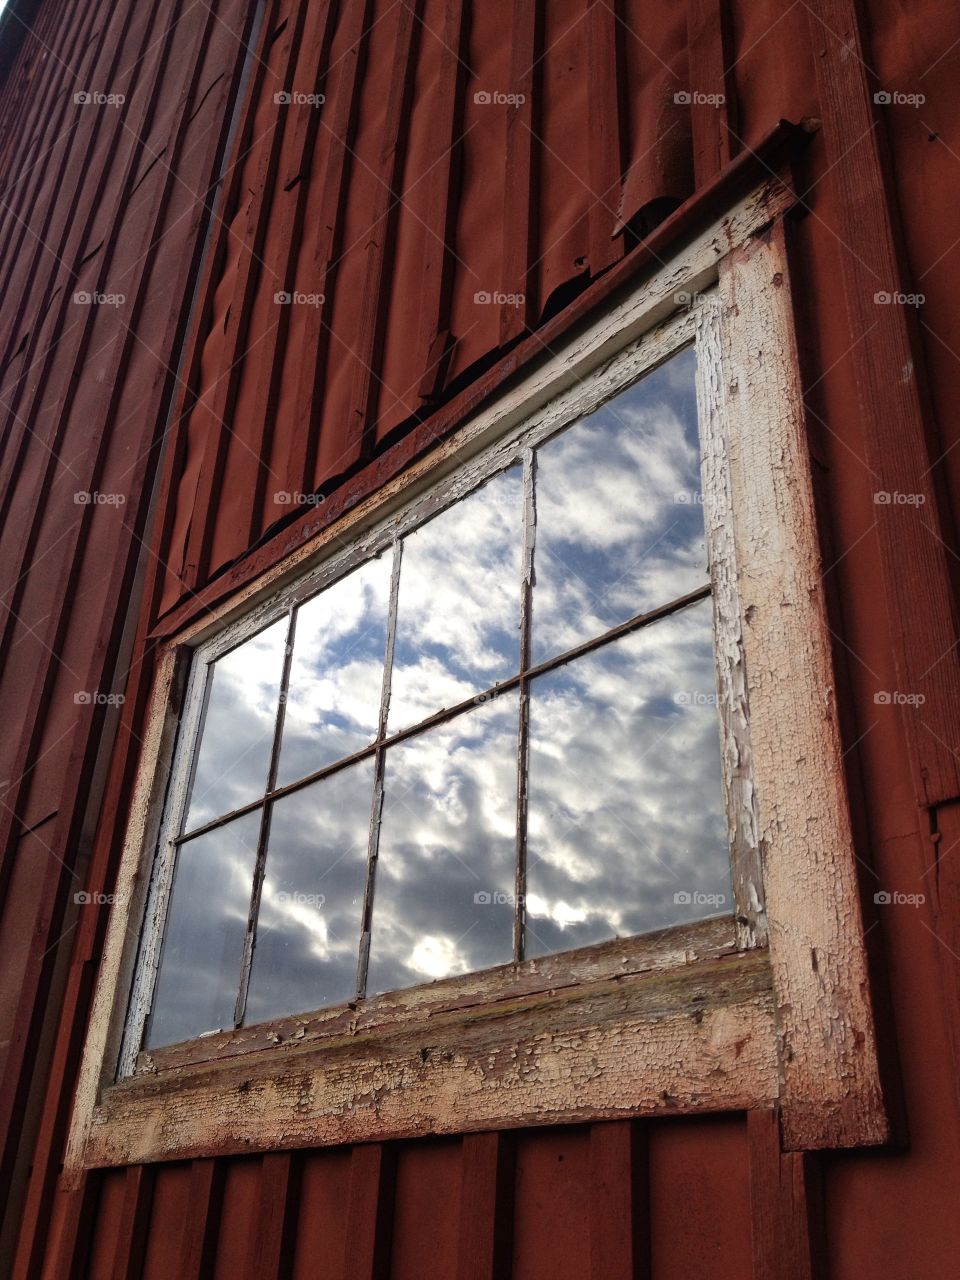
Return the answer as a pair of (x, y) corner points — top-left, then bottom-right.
(1, 0), (959, 1276)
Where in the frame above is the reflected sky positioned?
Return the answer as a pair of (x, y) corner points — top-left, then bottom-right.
(244, 761), (374, 1024)
(367, 695), (519, 995)
(147, 810), (261, 1048)
(277, 557), (391, 786)
(532, 348), (707, 663)
(525, 598), (730, 958)
(388, 467), (523, 731)
(149, 347), (736, 1043)
(184, 617), (287, 832)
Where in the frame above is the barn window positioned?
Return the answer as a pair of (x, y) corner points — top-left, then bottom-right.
(71, 188), (892, 1170)
(135, 342), (738, 1053)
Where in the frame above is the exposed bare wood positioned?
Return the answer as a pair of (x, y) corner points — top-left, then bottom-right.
(81, 949), (776, 1168)
(142, 915), (738, 1074)
(696, 302), (766, 949)
(717, 224), (890, 1148)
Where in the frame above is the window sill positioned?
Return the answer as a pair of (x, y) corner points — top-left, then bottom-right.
(84, 918), (778, 1168)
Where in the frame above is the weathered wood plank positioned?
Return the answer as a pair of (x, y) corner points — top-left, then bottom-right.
(748, 1109), (822, 1280)
(80, 950), (776, 1169)
(717, 222), (890, 1149)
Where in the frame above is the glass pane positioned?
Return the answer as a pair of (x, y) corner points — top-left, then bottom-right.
(244, 761), (374, 1024)
(146, 810), (261, 1048)
(525, 597), (729, 958)
(184, 618), (288, 832)
(277, 557), (391, 786)
(388, 467), (523, 732)
(532, 348), (706, 664)
(368, 695), (519, 994)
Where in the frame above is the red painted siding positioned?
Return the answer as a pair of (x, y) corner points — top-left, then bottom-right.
(1, 0), (960, 1277)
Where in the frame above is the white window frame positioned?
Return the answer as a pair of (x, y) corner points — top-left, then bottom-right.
(65, 185), (892, 1179)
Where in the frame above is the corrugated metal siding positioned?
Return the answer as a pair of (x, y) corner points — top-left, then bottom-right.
(2, 0), (960, 1278)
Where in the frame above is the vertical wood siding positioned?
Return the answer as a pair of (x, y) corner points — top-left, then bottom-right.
(2, 0), (960, 1277)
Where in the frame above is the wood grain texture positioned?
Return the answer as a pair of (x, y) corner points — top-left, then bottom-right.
(717, 223), (889, 1148)
(81, 950), (776, 1169)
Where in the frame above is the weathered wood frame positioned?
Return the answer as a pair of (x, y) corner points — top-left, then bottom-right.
(65, 183), (892, 1177)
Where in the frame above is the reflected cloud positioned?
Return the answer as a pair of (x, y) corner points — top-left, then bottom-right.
(277, 556), (391, 785)
(532, 348), (707, 663)
(184, 617), (287, 832)
(368, 695), (519, 994)
(525, 598), (730, 957)
(244, 761), (374, 1023)
(147, 810), (261, 1047)
(388, 467), (523, 730)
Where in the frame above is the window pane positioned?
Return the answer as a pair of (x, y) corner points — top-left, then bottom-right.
(146, 810), (261, 1048)
(525, 597), (729, 958)
(532, 348), (706, 663)
(388, 467), (523, 732)
(367, 695), (519, 995)
(244, 761), (374, 1024)
(277, 557), (391, 786)
(184, 617), (287, 832)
